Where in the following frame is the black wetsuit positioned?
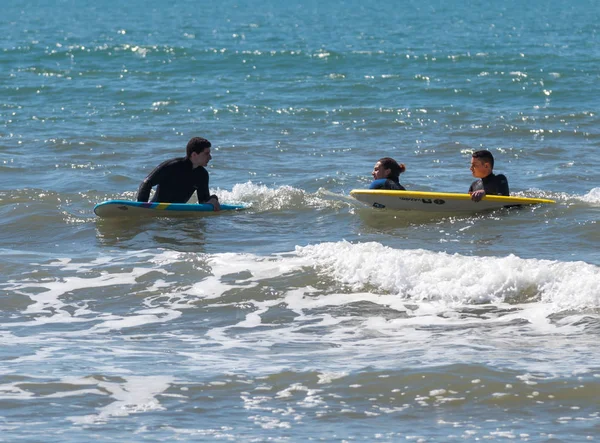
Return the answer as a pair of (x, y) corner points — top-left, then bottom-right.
(136, 157), (213, 203)
(469, 173), (509, 196)
(369, 178), (406, 191)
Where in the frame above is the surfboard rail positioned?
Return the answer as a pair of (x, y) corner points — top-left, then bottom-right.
(94, 200), (247, 218)
(350, 189), (555, 212)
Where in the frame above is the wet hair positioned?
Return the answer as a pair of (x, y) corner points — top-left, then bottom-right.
(186, 137), (211, 158)
(472, 150), (494, 169)
(378, 157), (406, 181)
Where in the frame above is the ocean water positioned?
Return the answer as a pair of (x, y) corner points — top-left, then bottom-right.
(1, 0), (599, 441)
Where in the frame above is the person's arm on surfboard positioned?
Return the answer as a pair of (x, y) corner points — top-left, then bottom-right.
(206, 195), (220, 211)
(470, 190), (485, 202)
(136, 180), (153, 202)
(470, 175), (509, 202)
(195, 168), (220, 211)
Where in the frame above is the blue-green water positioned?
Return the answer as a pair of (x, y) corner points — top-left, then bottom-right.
(1, 0), (599, 441)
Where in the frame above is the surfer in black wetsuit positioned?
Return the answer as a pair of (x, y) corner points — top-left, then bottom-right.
(136, 137), (221, 210)
(468, 150), (509, 202)
(369, 157), (407, 190)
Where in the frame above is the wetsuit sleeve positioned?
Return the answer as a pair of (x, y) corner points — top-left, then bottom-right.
(136, 160), (170, 202)
(468, 180), (480, 193)
(136, 180), (152, 202)
(195, 167), (213, 203)
(369, 179), (388, 189)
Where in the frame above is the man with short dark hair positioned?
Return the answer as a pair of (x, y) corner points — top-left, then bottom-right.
(136, 137), (220, 210)
(468, 149), (509, 202)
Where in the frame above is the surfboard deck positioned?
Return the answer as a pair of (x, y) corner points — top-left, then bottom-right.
(94, 200), (246, 218)
(350, 190), (555, 212)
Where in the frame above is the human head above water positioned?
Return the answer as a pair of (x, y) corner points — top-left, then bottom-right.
(470, 149), (495, 179)
(373, 157), (406, 181)
(186, 137), (212, 168)
(471, 149), (495, 169)
(186, 137), (212, 158)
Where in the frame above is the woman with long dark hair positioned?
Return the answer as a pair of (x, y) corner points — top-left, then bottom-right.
(369, 157), (406, 190)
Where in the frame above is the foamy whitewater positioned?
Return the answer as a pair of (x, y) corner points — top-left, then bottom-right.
(1, 0), (600, 440)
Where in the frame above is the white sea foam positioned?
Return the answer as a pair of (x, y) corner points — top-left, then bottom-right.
(90, 307), (182, 333)
(4, 241), (599, 334)
(68, 375), (173, 424)
(0, 250), (181, 330)
(581, 187), (600, 204)
(213, 181), (336, 210)
(2, 242), (598, 370)
(317, 372), (348, 384)
(4, 267), (166, 319)
(295, 241), (600, 309)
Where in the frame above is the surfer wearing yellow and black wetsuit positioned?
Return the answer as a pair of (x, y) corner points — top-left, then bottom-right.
(468, 150), (509, 202)
(369, 157), (407, 190)
(136, 137), (221, 210)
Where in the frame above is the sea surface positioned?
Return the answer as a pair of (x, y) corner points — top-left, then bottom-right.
(1, 0), (599, 441)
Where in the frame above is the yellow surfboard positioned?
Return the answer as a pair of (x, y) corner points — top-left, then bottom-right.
(350, 189), (555, 212)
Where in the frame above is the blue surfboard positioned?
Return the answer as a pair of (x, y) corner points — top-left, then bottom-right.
(94, 200), (246, 218)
